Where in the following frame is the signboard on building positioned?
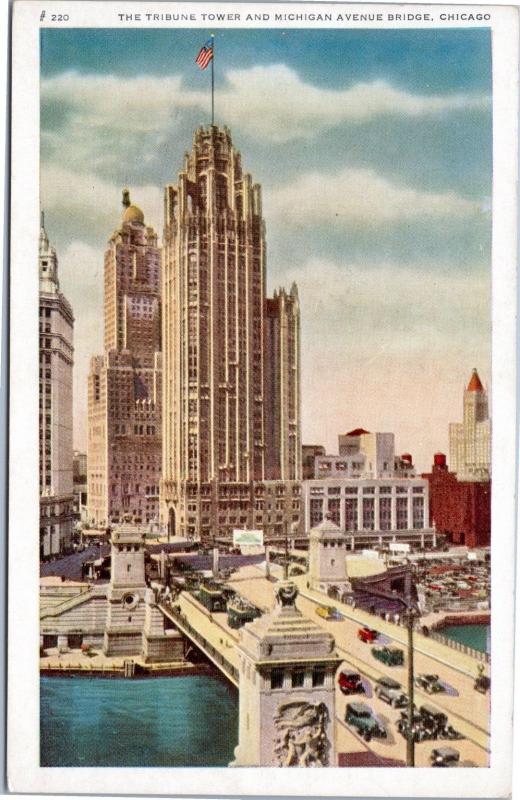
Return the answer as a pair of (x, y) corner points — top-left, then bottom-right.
(233, 529), (264, 547)
(389, 542), (411, 553)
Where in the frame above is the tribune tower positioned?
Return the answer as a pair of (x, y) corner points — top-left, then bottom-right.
(161, 126), (301, 543)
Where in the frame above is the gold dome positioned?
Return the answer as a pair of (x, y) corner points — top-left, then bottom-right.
(123, 204), (144, 224)
(121, 188), (144, 225)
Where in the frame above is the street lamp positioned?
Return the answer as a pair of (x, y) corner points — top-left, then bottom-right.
(403, 595), (420, 767)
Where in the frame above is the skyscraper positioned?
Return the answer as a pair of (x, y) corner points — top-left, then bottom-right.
(87, 192), (162, 527)
(264, 287), (301, 481)
(39, 214), (74, 558)
(449, 368), (491, 480)
(161, 125), (301, 543)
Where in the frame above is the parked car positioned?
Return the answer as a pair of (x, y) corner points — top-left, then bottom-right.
(474, 674), (490, 694)
(315, 605), (341, 621)
(372, 646), (404, 666)
(375, 676), (408, 708)
(338, 670), (365, 695)
(430, 747), (460, 767)
(397, 709), (426, 743)
(419, 704), (448, 735)
(345, 702), (386, 742)
(414, 673), (445, 694)
(357, 626), (379, 643)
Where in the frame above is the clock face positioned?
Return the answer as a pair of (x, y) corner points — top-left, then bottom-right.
(121, 592), (139, 610)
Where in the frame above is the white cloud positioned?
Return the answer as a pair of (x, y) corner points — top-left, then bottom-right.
(265, 166), (482, 226)
(41, 164), (164, 239)
(41, 67), (489, 160)
(218, 66), (489, 142)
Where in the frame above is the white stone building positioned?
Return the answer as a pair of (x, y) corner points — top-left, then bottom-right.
(39, 214), (75, 558)
(40, 522), (184, 662)
(308, 517), (349, 593)
(316, 429), (416, 480)
(449, 368), (491, 481)
(303, 476), (435, 551)
(232, 581), (341, 767)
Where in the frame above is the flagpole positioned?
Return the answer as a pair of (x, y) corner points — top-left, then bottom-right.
(211, 33), (215, 125)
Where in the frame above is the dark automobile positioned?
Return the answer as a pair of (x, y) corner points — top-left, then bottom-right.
(338, 670), (365, 695)
(419, 704), (447, 732)
(397, 709), (426, 743)
(357, 626), (379, 643)
(374, 676), (408, 708)
(414, 673), (445, 694)
(371, 645), (404, 666)
(430, 746), (460, 767)
(345, 702), (386, 742)
(474, 674), (490, 694)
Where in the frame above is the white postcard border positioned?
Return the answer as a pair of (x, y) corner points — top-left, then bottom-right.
(8, 1), (518, 795)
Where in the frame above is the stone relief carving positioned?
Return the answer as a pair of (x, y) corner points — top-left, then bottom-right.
(275, 581), (299, 608)
(273, 701), (330, 767)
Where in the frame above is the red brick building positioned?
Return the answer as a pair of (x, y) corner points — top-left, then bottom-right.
(422, 453), (491, 548)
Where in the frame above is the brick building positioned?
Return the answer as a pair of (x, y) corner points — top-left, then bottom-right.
(422, 453), (491, 548)
(87, 192), (162, 527)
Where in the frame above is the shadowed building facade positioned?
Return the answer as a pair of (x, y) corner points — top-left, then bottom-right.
(161, 125), (301, 543)
(39, 215), (75, 558)
(87, 193), (162, 527)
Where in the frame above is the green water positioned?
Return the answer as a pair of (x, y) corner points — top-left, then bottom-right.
(441, 624), (490, 654)
(40, 675), (238, 767)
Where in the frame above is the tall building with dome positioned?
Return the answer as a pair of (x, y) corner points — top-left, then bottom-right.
(87, 191), (162, 527)
(39, 213), (75, 558)
(160, 125), (301, 543)
(449, 368), (491, 481)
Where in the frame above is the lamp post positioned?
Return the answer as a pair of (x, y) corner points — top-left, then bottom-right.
(403, 597), (420, 767)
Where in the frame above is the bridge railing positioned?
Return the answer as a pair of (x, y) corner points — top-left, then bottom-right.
(427, 628), (490, 664)
(159, 601), (239, 683)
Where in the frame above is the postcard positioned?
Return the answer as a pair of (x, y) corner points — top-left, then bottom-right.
(7, 1), (518, 796)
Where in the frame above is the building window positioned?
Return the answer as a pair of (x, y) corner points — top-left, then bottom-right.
(328, 498), (340, 527)
(379, 497), (391, 531)
(310, 498), (323, 528)
(345, 498), (358, 531)
(396, 497), (408, 529)
(362, 498), (375, 531)
(271, 668), (284, 689)
(413, 497), (424, 529)
(292, 670), (304, 688)
(312, 667), (325, 687)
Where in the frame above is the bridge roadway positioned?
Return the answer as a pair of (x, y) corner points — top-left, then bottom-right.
(160, 565), (490, 767)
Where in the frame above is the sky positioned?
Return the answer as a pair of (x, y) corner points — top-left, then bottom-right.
(40, 27), (492, 470)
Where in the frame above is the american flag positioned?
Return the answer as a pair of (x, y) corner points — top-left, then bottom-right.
(195, 39), (214, 70)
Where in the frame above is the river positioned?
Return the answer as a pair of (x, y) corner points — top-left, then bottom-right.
(40, 674), (238, 767)
(440, 623), (490, 654)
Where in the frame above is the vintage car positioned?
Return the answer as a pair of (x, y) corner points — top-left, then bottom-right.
(414, 673), (445, 694)
(315, 605), (341, 621)
(357, 626), (379, 643)
(345, 702), (386, 742)
(374, 676), (408, 708)
(430, 747), (460, 767)
(371, 645), (404, 666)
(474, 674), (490, 694)
(338, 670), (365, 695)
(397, 709), (426, 743)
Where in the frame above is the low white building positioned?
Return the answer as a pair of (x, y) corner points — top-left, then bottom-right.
(303, 476), (436, 551)
(315, 429), (416, 480)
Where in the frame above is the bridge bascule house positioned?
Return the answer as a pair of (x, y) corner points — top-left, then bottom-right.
(232, 581), (342, 767)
